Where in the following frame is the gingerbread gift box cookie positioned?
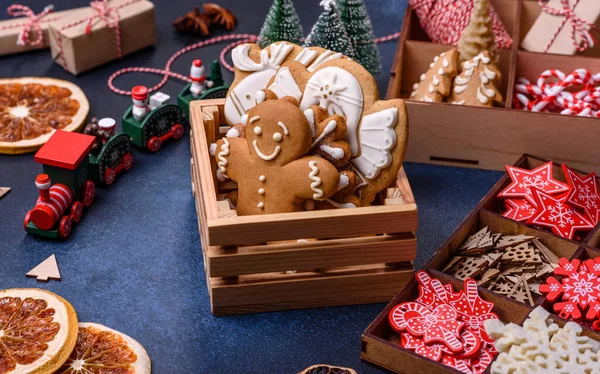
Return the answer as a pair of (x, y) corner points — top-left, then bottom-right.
(215, 96), (340, 216)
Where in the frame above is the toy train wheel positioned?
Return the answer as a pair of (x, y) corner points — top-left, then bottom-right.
(172, 124), (184, 140)
(104, 168), (116, 185)
(123, 153), (134, 170)
(70, 201), (84, 223)
(148, 137), (161, 152)
(59, 216), (72, 238)
(83, 181), (95, 207)
(24, 210), (32, 231)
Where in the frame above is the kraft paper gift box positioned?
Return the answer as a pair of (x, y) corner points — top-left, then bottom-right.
(521, 0), (600, 55)
(0, 5), (82, 57)
(48, 0), (156, 75)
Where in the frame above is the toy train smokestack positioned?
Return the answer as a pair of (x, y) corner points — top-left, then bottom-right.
(30, 174), (73, 230)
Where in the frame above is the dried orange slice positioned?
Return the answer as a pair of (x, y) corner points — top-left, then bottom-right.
(0, 77), (89, 155)
(58, 322), (150, 374)
(0, 288), (79, 374)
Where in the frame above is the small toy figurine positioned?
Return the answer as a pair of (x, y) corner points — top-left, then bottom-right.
(131, 86), (150, 121)
(190, 59), (212, 98)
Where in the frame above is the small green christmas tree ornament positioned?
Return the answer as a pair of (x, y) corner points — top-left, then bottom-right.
(335, 0), (382, 76)
(257, 0), (304, 48)
(304, 0), (356, 58)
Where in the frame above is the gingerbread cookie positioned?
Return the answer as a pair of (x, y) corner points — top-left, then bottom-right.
(410, 49), (460, 102)
(215, 96), (340, 215)
(304, 105), (351, 168)
(447, 51), (502, 107)
(225, 42), (409, 206)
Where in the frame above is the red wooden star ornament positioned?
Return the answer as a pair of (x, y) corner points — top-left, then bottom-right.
(562, 164), (600, 224)
(528, 188), (594, 239)
(502, 198), (537, 222)
(498, 162), (569, 205)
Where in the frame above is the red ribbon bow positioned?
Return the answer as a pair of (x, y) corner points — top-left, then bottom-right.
(5, 4), (55, 47)
(84, 0), (122, 57)
(539, 0), (597, 52)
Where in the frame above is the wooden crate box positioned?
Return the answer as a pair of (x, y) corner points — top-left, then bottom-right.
(189, 99), (419, 316)
(388, 0), (600, 173)
(361, 154), (600, 372)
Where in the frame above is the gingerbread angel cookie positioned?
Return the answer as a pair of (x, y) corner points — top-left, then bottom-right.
(215, 96), (340, 215)
(410, 49), (460, 102)
(447, 51), (502, 107)
(304, 105), (351, 168)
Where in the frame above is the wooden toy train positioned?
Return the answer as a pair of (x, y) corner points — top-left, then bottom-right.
(24, 60), (229, 239)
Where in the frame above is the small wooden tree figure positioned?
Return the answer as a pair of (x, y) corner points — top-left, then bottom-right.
(410, 49), (460, 102)
(447, 51), (503, 107)
(457, 0), (498, 63)
(304, 0), (356, 58)
(257, 0), (304, 48)
(336, 0), (381, 76)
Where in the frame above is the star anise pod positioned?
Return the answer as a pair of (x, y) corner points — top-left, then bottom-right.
(172, 3), (236, 36)
(202, 3), (236, 31)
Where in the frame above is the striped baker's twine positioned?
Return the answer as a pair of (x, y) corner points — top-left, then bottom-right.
(2, 4), (60, 47)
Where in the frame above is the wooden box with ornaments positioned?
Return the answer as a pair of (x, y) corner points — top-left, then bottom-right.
(388, 0), (600, 174)
(362, 154), (600, 373)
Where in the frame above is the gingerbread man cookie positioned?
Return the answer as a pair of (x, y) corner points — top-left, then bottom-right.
(215, 96), (340, 215)
(410, 49), (460, 102)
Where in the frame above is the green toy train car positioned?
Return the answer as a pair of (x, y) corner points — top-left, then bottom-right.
(177, 60), (230, 119)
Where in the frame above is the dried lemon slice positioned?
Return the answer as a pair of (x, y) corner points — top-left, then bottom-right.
(0, 288), (79, 374)
(58, 323), (151, 374)
(0, 77), (89, 155)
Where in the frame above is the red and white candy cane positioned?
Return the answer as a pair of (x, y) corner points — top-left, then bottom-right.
(3, 4), (59, 47)
(107, 32), (401, 96)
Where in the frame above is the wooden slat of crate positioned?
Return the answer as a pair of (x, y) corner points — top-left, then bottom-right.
(207, 233), (416, 277)
(209, 264), (414, 316)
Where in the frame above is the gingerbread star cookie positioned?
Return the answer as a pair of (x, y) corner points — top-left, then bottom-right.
(215, 96), (340, 215)
(410, 49), (460, 102)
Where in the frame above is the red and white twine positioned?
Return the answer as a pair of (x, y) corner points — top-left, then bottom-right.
(54, 0), (141, 70)
(539, 0), (597, 53)
(107, 32), (402, 96)
(515, 68), (600, 117)
(2, 4), (60, 47)
(408, 0), (512, 49)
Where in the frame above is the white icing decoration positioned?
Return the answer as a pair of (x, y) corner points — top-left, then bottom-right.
(300, 67), (363, 156)
(412, 83), (419, 90)
(311, 120), (337, 148)
(268, 67), (303, 101)
(442, 58), (449, 68)
(420, 73), (426, 81)
(257, 202), (265, 209)
(351, 108), (398, 180)
(423, 96), (433, 102)
(216, 169), (227, 182)
(338, 174), (349, 190)
(253, 140), (280, 160)
(259, 175), (266, 182)
(273, 132), (283, 142)
(428, 84), (435, 93)
(438, 68), (444, 76)
(429, 62), (434, 68)
(249, 116), (260, 124)
(224, 42), (294, 125)
(217, 138), (230, 174)
(240, 114), (248, 126)
(326, 199), (356, 209)
(454, 85), (468, 94)
(480, 71), (490, 84)
(258, 188), (265, 195)
(294, 48), (319, 66)
(434, 56), (439, 62)
(477, 88), (489, 104)
(254, 126), (262, 135)
(306, 50), (343, 73)
(303, 109), (316, 137)
(432, 75), (440, 86)
(484, 65), (496, 80)
(209, 143), (217, 156)
(452, 100), (466, 105)
(226, 128), (240, 138)
(277, 121), (289, 135)
(454, 75), (470, 85)
(308, 160), (324, 200)
(320, 144), (345, 160)
(255, 90), (266, 104)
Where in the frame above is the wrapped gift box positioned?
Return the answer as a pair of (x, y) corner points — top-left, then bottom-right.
(48, 0), (156, 75)
(521, 0), (600, 55)
(0, 5), (80, 56)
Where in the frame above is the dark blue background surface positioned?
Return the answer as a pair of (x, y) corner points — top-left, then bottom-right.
(0, 0), (504, 372)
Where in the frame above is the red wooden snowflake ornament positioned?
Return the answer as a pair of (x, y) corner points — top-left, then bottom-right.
(528, 188), (594, 239)
(562, 164), (600, 224)
(498, 162), (569, 205)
